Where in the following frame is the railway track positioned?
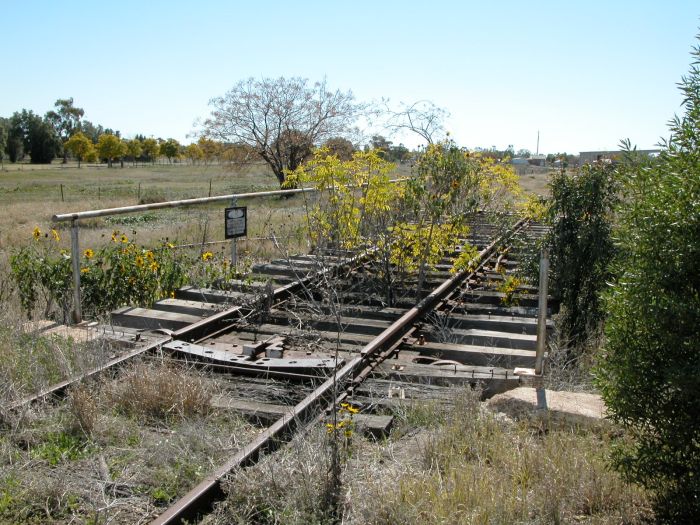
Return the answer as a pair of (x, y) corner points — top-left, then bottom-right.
(6, 214), (553, 524)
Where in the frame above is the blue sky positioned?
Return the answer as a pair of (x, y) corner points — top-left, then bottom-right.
(1, 0), (698, 153)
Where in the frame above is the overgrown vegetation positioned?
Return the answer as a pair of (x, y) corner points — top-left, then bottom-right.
(9, 228), (240, 321)
(596, 38), (700, 522)
(547, 162), (618, 350)
(206, 389), (649, 524)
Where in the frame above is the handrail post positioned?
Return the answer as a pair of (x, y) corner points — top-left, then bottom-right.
(70, 219), (82, 324)
(230, 196), (238, 269)
(535, 247), (549, 375)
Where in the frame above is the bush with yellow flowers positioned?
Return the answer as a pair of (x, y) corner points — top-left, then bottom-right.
(10, 228), (241, 321)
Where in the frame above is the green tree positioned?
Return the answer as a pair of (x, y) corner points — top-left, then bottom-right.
(547, 163), (618, 349)
(45, 98), (84, 163)
(198, 137), (221, 164)
(596, 39), (700, 522)
(97, 133), (126, 167)
(160, 138), (180, 163)
(126, 139), (143, 166)
(64, 132), (96, 167)
(6, 113), (25, 162)
(78, 120), (104, 143)
(0, 117), (7, 168)
(142, 138), (159, 164)
(7, 110), (59, 164)
(184, 143), (203, 164)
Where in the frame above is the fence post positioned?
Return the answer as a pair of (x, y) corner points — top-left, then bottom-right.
(535, 247), (549, 375)
(70, 219), (82, 324)
(230, 196), (238, 269)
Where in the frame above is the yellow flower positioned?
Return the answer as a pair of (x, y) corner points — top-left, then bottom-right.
(135, 255), (145, 268)
(84, 248), (94, 259)
(202, 251), (213, 261)
(120, 234), (128, 244)
(81, 267), (90, 274)
(50, 229), (60, 242)
(145, 250), (155, 261)
(169, 291), (175, 298)
(111, 231), (119, 242)
(166, 242), (175, 249)
(149, 261), (159, 272)
(32, 226), (41, 240)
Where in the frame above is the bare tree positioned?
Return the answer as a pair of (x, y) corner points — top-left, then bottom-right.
(383, 99), (449, 145)
(203, 77), (364, 186)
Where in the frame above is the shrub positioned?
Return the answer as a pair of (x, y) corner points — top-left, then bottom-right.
(596, 37), (700, 522)
(547, 162), (618, 349)
(10, 228), (240, 319)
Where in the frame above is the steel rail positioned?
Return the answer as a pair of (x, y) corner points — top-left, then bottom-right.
(151, 217), (528, 525)
(4, 251), (370, 411)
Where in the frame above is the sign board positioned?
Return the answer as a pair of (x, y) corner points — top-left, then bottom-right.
(224, 206), (247, 239)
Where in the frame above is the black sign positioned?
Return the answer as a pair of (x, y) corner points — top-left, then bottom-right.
(224, 206), (247, 239)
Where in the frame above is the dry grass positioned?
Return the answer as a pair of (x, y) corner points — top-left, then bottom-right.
(107, 362), (213, 422)
(206, 389), (651, 525)
(0, 363), (258, 523)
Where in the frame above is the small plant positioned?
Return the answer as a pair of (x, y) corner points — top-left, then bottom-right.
(496, 274), (522, 306)
(31, 431), (96, 466)
(107, 363), (212, 422)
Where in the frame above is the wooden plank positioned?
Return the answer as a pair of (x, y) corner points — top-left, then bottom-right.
(175, 286), (251, 305)
(403, 339), (535, 367)
(152, 298), (221, 317)
(111, 307), (203, 330)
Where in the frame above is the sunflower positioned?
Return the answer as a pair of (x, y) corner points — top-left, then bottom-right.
(84, 248), (94, 259)
(32, 227), (41, 240)
(202, 251), (214, 261)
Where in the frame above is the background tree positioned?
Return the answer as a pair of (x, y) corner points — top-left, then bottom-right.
(79, 120), (104, 143)
(0, 117), (7, 169)
(382, 99), (449, 145)
(160, 138), (181, 163)
(64, 132), (96, 167)
(45, 98), (84, 163)
(126, 138), (143, 166)
(9, 110), (60, 164)
(142, 138), (160, 164)
(323, 137), (355, 160)
(97, 133), (126, 167)
(203, 77), (364, 187)
(6, 113), (25, 162)
(198, 137), (222, 165)
(184, 143), (203, 164)
(596, 39), (700, 522)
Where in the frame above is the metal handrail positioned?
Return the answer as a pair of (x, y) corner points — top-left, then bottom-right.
(56, 180), (407, 324)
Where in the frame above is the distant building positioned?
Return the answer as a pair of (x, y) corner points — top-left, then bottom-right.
(511, 157), (529, 165)
(579, 149), (660, 165)
(528, 154), (546, 167)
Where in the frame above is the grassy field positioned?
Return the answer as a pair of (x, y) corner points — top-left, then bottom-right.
(0, 162), (651, 524)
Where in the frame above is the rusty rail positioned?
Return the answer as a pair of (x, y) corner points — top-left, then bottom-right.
(151, 217), (528, 525)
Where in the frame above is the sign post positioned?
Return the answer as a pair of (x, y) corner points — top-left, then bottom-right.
(225, 200), (247, 269)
